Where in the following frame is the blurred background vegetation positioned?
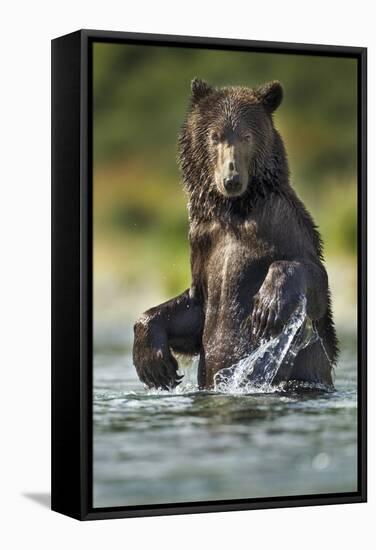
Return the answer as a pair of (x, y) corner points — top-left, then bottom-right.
(93, 42), (357, 346)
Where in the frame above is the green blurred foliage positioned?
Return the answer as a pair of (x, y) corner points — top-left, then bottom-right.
(93, 43), (357, 299)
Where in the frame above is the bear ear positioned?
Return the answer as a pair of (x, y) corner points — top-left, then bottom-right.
(256, 81), (283, 113)
(191, 78), (213, 102)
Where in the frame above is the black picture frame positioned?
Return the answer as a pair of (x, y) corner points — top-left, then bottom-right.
(51, 29), (367, 521)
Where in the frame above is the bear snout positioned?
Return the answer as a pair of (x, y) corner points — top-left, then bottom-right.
(223, 174), (241, 194)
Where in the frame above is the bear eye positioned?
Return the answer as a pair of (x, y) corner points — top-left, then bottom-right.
(211, 132), (220, 144)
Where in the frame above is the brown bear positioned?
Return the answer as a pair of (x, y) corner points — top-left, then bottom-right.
(133, 78), (339, 390)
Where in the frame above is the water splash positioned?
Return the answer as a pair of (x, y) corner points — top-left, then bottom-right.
(214, 296), (321, 394)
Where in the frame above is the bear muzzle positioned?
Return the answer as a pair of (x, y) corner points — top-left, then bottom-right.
(223, 174), (242, 195)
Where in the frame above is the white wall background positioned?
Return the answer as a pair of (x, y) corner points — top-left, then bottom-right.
(0, 1), (373, 548)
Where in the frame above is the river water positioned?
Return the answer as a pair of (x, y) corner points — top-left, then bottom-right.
(93, 331), (357, 508)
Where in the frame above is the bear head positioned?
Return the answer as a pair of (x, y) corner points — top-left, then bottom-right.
(179, 79), (285, 205)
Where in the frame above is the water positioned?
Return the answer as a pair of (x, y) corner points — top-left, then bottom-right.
(214, 296), (315, 392)
(93, 329), (358, 508)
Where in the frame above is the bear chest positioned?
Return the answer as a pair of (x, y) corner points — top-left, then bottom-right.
(191, 221), (276, 308)
(209, 234), (271, 302)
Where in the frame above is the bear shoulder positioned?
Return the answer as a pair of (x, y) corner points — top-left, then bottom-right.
(259, 189), (323, 260)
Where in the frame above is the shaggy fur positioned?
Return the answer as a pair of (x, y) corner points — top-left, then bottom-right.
(133, 79), (339, 390)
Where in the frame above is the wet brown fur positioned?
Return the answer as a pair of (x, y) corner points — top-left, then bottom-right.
(133, 79), (339, 390)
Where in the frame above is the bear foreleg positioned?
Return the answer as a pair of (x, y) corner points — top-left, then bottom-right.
(251, 259), (328, 341)
(133, 289), (204, 389)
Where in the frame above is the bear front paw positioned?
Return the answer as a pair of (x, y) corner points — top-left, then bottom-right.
(134, 345), (183, 390)
(251, 289), (305, 341)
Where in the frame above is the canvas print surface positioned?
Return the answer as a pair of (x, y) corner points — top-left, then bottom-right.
(92, 42), (358, 508)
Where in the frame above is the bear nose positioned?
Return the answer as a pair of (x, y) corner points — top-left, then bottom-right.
(224, 175), (241, 193)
